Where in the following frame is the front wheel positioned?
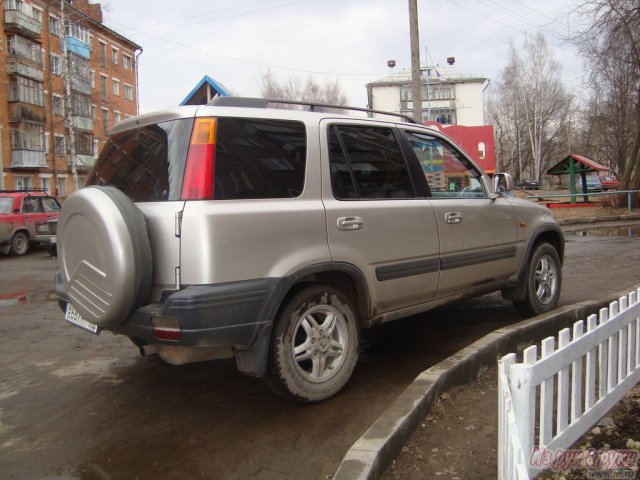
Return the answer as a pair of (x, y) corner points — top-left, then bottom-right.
(265, 285), (359, 403)
(513, 243), (562, 317)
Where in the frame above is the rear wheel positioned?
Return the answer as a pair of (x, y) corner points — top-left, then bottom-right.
(265, 285), (359, 403)
(10, 231), (29, 256)
(513, 243), (561, 317)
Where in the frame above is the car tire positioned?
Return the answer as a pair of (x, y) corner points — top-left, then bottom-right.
(265, 285), (359, 403)
(9, 231), (29, 256)
(57, 186), (152, 327)
(513, 243), (562, 317)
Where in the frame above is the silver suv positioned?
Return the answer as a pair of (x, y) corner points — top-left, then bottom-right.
(55, 98), (564, 402)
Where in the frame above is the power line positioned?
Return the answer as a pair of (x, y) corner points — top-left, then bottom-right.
(102, 15), (385, 78)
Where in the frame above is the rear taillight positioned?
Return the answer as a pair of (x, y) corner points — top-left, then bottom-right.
(181, 117), (217, 200)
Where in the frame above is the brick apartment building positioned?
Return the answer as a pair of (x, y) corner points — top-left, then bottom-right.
(0, 0), (141, 196)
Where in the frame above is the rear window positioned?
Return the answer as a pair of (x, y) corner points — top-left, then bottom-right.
(88, 118), (194, 202)
(213, 118), (306, 199)
(89, 117), (306, 202)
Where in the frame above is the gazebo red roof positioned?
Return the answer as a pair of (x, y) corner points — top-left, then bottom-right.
(547, 154), (608, 175)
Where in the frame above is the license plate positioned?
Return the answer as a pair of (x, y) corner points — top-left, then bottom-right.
(51, 237), (57, 244)
(65, 303), (100, 334)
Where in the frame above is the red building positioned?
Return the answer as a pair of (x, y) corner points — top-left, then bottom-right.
(424, 121), (496, 173)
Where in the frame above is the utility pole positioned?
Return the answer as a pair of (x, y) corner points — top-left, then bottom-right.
(408, 0), (423, 124)
(60, 0), (79, 193)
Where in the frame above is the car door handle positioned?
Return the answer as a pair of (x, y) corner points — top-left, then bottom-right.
(337, 216), (363, 231)
(445, 212), (463, 224)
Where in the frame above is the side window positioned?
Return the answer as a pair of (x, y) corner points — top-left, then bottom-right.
(405, 131), (485, 198)
(42, 197), (61, 212)
(214, 119), (306, 200)
(22, 197), (43, 213)
(328, 125), (413, 200)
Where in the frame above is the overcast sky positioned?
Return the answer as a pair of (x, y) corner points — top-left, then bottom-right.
(99, 0), (589, 114)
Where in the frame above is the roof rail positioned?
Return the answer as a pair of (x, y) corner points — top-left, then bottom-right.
(0, 188), (48, 193)
(207, 96), (417, 124)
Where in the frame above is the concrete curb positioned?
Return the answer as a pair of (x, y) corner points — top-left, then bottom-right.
(556, 213), (640, 226)
(333, 283), (640, 480)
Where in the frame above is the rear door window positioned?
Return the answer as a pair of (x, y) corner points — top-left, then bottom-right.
(89, 118), (194, 202)
(328, 125), (414, 199)
(213, 118), (306, 199)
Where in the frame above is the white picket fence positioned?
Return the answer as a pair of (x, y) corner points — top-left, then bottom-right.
(498, 288), (640, 479)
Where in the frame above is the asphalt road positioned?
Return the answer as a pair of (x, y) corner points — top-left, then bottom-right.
(1, 222), (639, 480)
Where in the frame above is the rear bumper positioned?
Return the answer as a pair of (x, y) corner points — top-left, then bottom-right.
(56, 274), (280, 373)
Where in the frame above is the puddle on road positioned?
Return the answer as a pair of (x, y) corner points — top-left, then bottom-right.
(0, 290), (57, 308)
(566, 224), (640, 238)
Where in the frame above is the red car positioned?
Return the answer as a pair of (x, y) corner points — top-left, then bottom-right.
(601, 176), (621, 190)
(0, 190), (61, 255)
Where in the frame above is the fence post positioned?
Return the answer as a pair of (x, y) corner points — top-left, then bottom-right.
(498, 353), (516, 480)
(509, 345), (537, 469)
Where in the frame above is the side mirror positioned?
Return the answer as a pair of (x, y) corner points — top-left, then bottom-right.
(493, 173), (514, 195)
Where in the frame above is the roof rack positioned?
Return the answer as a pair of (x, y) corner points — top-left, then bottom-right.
(0, 188), (48, 193)
(207, 96), (417, 124)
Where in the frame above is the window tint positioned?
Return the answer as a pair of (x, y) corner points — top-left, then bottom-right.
(405, 131), (485, 198)
(329, 125), (413, 200)
(213, 118), (306, 200)
(88, 118), (193, 202)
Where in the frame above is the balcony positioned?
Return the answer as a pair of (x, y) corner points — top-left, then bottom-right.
(72, 115), (94, 131)
(65, 36), (90, 59)
(8, 102), (46, 123)
(5, 57), (44, 81)
(4, 9), (42, 39)
(11, 149), (48, 168)
(71, 75), (92, 95)
(75, 155), (95, 169)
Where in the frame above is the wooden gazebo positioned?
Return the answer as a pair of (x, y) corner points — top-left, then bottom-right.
(546, 154), (608, 203)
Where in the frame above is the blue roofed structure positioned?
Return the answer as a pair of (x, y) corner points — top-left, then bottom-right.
(180, 75), (230, 105)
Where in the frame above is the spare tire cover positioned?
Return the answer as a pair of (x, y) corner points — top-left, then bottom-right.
(58, 186), (152, 327)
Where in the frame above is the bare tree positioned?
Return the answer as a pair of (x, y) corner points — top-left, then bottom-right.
(259, 69), (349, 108)
(573, 0), (640, 191)
(489, 34), (573, 182)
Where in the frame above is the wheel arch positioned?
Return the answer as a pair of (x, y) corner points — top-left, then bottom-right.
(503, 225), (564, 302)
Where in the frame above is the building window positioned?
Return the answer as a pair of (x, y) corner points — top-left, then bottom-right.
(75, 132), (94, 156)
(93, 139), (100, 158)
(100, 74), (108, 101)
(102, 108), (109, 134)
(9, 75), (45, 106)
(49, 15), (61, 36)
(91, 104), (97, 121)
(31, 7), (42, 24)
(57, 176), (67, 195)
(54, 135), (65, 155)
(10, 124), (45, 151)
(5, 0), (25, 12)
(99, 42), (107, 67)
(114, 111), (121, 124)
(50, 53), (61, 75)
(90, 69), (95, 88)
(123, 54), (132, 70)
(66, 23), (90, 44)
(41, 176), (51, 193)
(53, 95), (64, 116)
(112, 79), (120, 96)
(72, 94), (92, 118)
(15, 176), (33, 191)
(123, 84), (133, 101)
(7, 34), (44, 66)
(112, 47), (119, 65)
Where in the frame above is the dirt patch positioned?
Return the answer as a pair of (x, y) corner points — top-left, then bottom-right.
(382, 367), (640, 480)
